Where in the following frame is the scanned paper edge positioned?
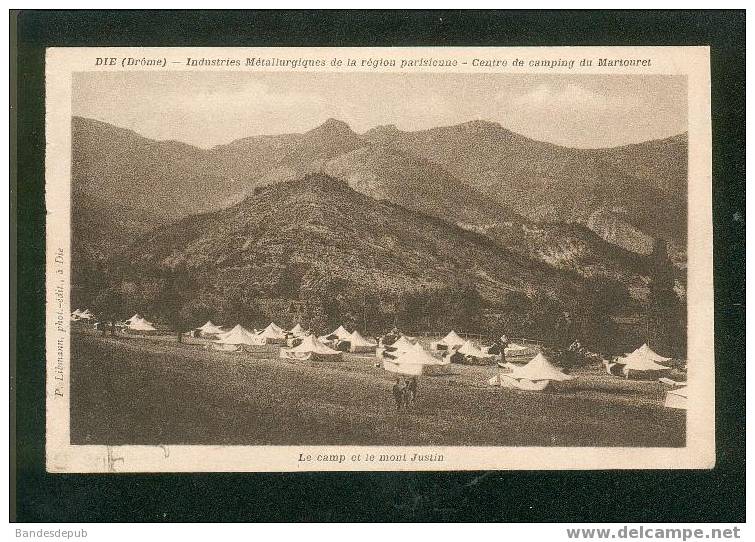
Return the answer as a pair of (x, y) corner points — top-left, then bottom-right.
(44, 46), (714, 473)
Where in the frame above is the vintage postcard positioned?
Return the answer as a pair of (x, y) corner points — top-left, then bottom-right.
(45, 46), (713, 472)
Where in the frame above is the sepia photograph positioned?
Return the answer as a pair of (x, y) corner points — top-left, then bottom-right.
(67, 70), (689, 448)
(41, 45), (714, 472)
(12, 8), (745, 527)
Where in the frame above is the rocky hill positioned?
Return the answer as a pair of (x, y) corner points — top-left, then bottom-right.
(362, 120), (687, 255)
(112, 174), (587, 306)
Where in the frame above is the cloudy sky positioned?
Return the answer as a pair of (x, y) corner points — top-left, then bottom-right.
(72, 72), (687, 149)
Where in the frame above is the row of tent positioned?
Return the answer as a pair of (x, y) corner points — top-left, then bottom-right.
(209, 322), (290, 347)
(318, 325), (378, 353)
(82, 312), (689, 408)
(275, 327), (451, 376)
(488, 351), (688, 409)
(431, 330), (536, 361)
(485, 343), (687, 409)
(209, 322), (688, 406)
(72, 310), (160, 332)
(199, 321), (381, 355)
(282, 331), (450, 375)
(377, 335), (452, 376)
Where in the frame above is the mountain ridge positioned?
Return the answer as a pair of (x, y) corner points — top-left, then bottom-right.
(71, 116), (685, 303)
(112, 173), (591, 306)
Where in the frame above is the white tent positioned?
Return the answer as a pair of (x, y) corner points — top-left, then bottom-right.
(383, 343), (451, 376)
(128, 316), (157, 332)
(320, 325), (352, 341)
(493, 353), (573, 391)
(616, 343), (671, 377)
(124, 313), (142, 324)
(290, 323), (305, 336)
(266, 321), (286, 334)
(256, 322), (288, 344)
(214, 324), (259, 346)
(349, 330), (377, 353)
(457, 340), (495, 359)
(197, 320), (224, 335)
(390, 335), (416, 351)
(70, 309), (82, 321)
(664, 386), (688, 409)
(280, 334), (343, 361)
(431, 330), (465, 350)
(618, 343), (671, 364)
(378, 335), (417, 359)
(78, 309), (94, 320)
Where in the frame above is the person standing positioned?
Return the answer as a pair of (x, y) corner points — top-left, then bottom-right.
(392, 378), (407, 410)
(499, 333), (509, 364)
(407, 376), (418, 403)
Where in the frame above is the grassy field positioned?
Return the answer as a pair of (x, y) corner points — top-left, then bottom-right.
(70, 331), (685, 447)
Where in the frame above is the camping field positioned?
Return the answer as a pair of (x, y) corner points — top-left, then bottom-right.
(70, 331), (685, 447)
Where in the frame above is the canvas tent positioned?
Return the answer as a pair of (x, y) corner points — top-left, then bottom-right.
(266, 322), (286, 335)
(290, 323), (305, 336)
(491, 353), (573, 391)
(431, 330), (465, 350)
(197, 321), (224, 335)
(256, 322), (288, 344)
(78, 309), (94, 320)
(280, 334), (343, 362)
(348, 330), (377, 353)
(213, 324), (259, 349)
(70, 309), (82, 321)
(383, 343), (451, 376)
(457, 340), (495, 360)
(619, 343), (671, 364)
(614, 343), (671, 378)
(127, 316), (157, 332)
(320, 325), (352, 342)
(378, 335), (417, 360)
(664, 386), (688, 409)
(389, 335), (416, 351)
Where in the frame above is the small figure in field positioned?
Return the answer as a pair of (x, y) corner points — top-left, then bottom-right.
(407, 376), (418, 404)
(499, 333), (509, 365)
(392, 378), (407, 410)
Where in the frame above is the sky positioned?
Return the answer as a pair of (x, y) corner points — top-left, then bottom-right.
(72, 72), (687, 149)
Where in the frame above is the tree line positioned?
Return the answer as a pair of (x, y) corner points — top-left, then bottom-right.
(76, 239), (686, 358)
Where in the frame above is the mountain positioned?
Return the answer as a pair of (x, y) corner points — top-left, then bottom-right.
(362, 120), (687, 256)
(208, 132), (303, 183)
(72, 193), (162, 263)
(73, 117), (686, 258)
(113, 174), (587, 306)
(591, 133), (688, 194)
(222, 118), (369, 188)
(72, 117), (242, 218)
(71, 192), (164, 308)
(473, 220), (652, 294)
(71, 117), (673, 302)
